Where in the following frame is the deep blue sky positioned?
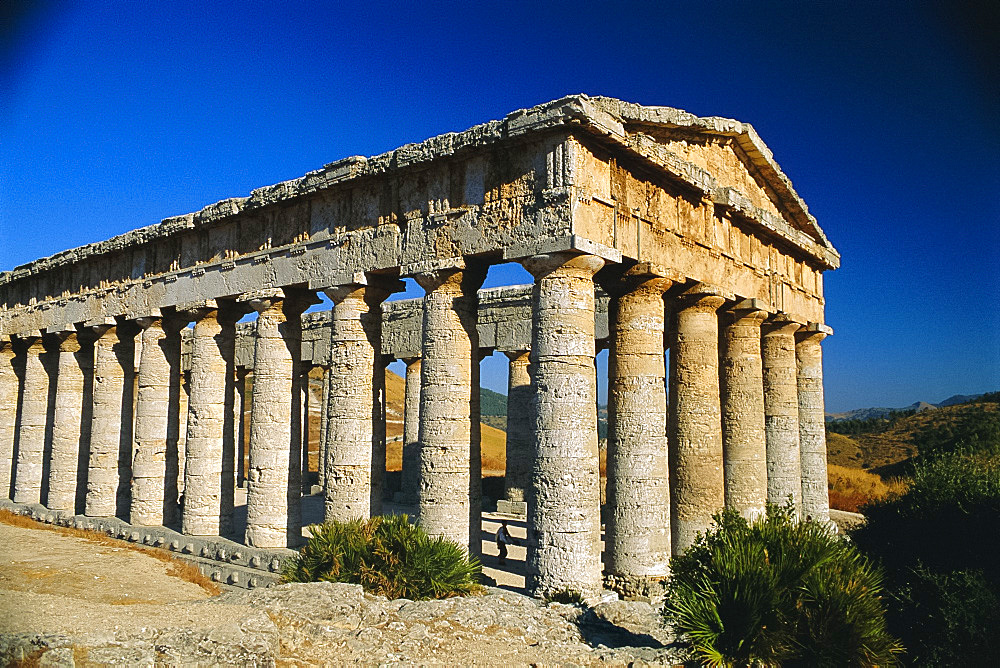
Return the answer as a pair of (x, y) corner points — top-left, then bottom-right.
(2, 1), (997, 411)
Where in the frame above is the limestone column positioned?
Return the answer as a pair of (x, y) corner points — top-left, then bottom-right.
(316, 366), (330, 489)
(86, 322), (136, 517)
(605, 272), (673, 594)
(414, 265), (486, 555)
(668, 292), (726, 554)
(720, 305), (768, 519)
(181, 304), (240, 536)
(797, 326), (832, 523)
(131, 316), (183, 526)
(522, 252), (605, 598)
(47, 330), (87, 511)
(244, 289), (315, 548)
(0, 339), (19, 499)
(762, 318), (802, 513)
(13, 336), (49, 504)
(235, 367), (250, 488)
(323, 279), (397, 521)
(301, 370), (311, 488)
(399, 357), (421, 505)
(502, 350), (532, 504)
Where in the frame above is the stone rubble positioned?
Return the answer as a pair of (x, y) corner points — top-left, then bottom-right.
(0, 582), (688, 666)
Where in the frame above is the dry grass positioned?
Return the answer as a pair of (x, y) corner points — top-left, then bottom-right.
(0, 509), (221, 596)
(827, 464), (908, 513)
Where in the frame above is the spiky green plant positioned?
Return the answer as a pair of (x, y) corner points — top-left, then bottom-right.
(664, 505), (903, 667)
(282, 514), (483, 600)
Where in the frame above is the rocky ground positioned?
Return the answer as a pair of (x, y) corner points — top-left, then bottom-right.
(0, 519), (687, 666)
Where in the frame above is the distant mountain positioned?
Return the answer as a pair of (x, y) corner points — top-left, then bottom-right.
(826, 393), (988, 421)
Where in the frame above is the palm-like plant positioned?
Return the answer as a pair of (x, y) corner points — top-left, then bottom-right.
(283, 514), (482, 600)
(664, 505), (902, 667)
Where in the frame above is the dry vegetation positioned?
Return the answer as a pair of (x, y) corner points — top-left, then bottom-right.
(827, 464), (907, 513)
(0, 509), (220, 596)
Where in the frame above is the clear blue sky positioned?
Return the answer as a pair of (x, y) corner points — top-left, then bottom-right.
(2, 1), (997, 412)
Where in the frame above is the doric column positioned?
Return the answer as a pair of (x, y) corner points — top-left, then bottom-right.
(235, 367), (250, 488)
(668, 291), (726, 554)
(414, 265), (486, 555)
(762, 318), (802, 513)
(131, 316), (183, 526)
(502, 350), (531, 504)
(797, 326), (832, 523)
(0, 339), (17, 499)
(316, 366), (330, 489)
(399, 356), (421, 505)
(300, 369), (311, 487)
(181, 303), (240, 535)
(47, 330), (88, 512)
(86, 322), (136, 517)
(244, 289), (315, 548)
(13, 336), (50, 504)
(604, 271), (673, 595)
(522, 252), (605, 598)
(720, 304), (768, 519)
(323, 278), (398, 521)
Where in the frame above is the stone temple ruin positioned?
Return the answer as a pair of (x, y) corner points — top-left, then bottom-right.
(0, 95), (838, 598)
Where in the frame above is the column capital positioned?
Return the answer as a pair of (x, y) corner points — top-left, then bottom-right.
(52, 330), (82, 353)
(598, 261), (680, 297)
(413, 263), (487, 295)
(503, 349), (530, 362)
(763, 315), (801, 337)
(796, 322), (834, 342)
(401, 356), (422, 367)
(324, 274), (404, 306)
(521, 251), (604, 280)
(725, 299), (768, 327)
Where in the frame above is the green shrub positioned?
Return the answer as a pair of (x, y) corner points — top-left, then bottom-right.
(852, 453), (1000, 665)
(664, 506), (902, 667)
(282, 514), (483, 600)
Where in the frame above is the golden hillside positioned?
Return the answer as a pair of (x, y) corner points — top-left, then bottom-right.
(305, 369), (507, 477)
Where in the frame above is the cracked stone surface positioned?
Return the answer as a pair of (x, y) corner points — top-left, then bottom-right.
(605, 275), (673, 595)
(523, 252), (605, 599)
(47, 332), (87, 513)
(668, 294), (726, 554)
(763, 320), (802, 513)
(721, 308), (768, 520)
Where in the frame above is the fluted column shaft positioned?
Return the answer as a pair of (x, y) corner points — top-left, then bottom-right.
(47, 332), (87, 511)
(502, 350), (532, 503)
(797, 330), (831, 523)
(235, 367), (250, 488)
(400, 357), (421, 504)
(14, 337), (50, 504)
(606, 275), (673, 591)
(245, 291), (311, 548)
(86, 324), (135, 517)
(323, 281), (394, 521)
(523, 252), (605, 598)
(182, 307), (238, 535)
(669, 294), (726, 553)
(131, 317), (182, 526)
(0, 341), (17, 499)
(316, 366), (330, 489)
(720, 308), (768, 519)
(415, 266), (485, 555)
(763, 320), (802, 513)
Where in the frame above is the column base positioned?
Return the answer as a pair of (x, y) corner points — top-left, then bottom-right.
(602, 573), (668, 601)
(495, 499), (527, 518)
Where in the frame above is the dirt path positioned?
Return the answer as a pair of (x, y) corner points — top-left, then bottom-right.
(0, 514), (682, 665)
(0, 516), (238, 638)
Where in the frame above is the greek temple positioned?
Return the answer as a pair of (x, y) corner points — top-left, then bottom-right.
(0, 95), (838, 598)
